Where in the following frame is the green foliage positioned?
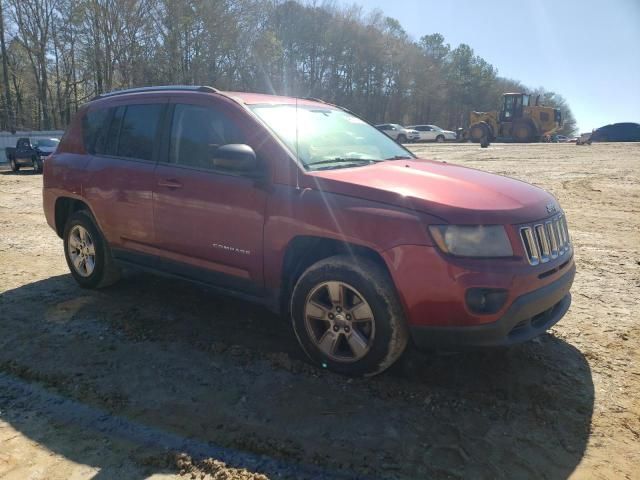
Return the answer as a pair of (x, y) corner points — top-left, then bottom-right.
(0, 0), (575, 134)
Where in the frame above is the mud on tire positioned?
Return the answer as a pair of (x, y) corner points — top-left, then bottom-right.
(290, 255), (409, 376)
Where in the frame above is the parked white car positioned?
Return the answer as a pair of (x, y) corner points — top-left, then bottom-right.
(407, 125), (457, 142)
(375, 124), (420, 143)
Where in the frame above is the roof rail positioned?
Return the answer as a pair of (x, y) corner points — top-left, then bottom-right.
(93, 85), (218, 100)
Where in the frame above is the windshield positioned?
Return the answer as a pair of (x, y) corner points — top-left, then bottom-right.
(249, 104), (414, 170)
(34, 138), (59, 148)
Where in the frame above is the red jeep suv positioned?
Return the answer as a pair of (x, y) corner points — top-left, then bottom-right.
(43, 86), (575, 376)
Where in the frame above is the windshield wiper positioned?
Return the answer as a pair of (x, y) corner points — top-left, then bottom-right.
(385, 155), (412, 160)
(308, 158), (378, 170)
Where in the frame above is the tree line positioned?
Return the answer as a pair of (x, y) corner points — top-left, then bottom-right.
(0, 0), (576, 134)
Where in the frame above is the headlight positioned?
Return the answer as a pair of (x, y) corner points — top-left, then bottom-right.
(428, 225), (513, 257)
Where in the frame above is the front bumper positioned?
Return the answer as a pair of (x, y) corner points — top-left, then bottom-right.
(409, 262), (575, 348)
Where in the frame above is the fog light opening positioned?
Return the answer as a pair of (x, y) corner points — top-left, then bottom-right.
(465, 288), (508, 315)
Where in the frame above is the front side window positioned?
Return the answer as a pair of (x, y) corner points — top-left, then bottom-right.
(250, 104), (414, 170)
(116, 104), (164, 161)
(169, 103), (245, 170)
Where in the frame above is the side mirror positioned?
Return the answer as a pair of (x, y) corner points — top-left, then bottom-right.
(212, 144), (259, 174)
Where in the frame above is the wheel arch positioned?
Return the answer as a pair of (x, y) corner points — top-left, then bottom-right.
(54, 197), (93, 238)
(278, 236), (393, 316)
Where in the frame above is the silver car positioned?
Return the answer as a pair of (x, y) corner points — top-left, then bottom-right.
(407, 125), (457, 142)
(375, 124), (420, 143)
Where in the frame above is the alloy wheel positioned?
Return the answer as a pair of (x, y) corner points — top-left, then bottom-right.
(67, 225), (96, 277)
(304, 281), (376, 363)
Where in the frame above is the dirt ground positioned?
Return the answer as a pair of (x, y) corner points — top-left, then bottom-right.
(0, 142), (638, 480)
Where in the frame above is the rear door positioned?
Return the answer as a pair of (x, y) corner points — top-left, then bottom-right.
(151, 95), (268, 293)
(422, 126), (436, 141)
(82, 98), (168, 253)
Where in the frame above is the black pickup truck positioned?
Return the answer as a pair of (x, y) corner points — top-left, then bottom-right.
(6, 137), (59, 173)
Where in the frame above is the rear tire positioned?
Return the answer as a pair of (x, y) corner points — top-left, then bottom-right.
(9, 158), (19, 172)
(63, 210), (120, 289)
(291, 255), (409, 377)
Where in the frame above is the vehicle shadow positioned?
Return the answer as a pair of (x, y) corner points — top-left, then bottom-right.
(0, 272), (594, 479)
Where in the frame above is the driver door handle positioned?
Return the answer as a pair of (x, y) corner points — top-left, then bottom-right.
(158, 179), (183, 189)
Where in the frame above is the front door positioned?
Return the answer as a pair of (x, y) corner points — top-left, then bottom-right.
(152, 98), (268, 293)
(421, 126), (436, 141)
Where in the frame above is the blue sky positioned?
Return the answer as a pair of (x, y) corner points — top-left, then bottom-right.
(338, 0), (640, 132)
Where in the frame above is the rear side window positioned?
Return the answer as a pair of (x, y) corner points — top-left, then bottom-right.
(116, 104), (164, 161)
(97, 106), (124, 156)
(82, 108), (110, 154)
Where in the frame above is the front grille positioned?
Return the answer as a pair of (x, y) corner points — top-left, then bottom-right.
(520, 214), (571, 265)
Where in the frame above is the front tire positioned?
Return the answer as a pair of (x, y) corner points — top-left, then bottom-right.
(397, 134), (407, 144)
(512, 121), (534, 142)
(63, 210), (120, 288)
(9, 158), (19, 172)
(469, 122), (489, 143)
(436, 135), (445, 143)
(291, 255), (409, 376)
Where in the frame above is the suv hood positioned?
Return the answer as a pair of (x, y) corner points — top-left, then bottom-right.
(306, 159), (558, 224)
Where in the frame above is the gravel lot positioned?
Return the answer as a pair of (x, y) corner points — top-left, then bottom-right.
(1, 142), (638, 479)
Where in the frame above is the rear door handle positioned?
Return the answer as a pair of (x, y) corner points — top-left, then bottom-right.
(158, 179), (183, 189)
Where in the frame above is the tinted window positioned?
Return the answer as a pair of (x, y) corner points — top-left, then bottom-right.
(116, 104), (164, 161)
(169, 104), (245, 170)
(98, 106), (124, 156)
(35, 138), (59, 148)
(82, 108), (110, 154)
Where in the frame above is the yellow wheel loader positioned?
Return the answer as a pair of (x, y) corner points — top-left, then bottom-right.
(467, 93), (562, 143)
